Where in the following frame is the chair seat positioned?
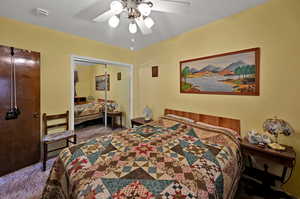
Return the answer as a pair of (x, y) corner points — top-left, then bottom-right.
(43, 130), (75, 143)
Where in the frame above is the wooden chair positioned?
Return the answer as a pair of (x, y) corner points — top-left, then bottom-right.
(42, 111), (76, 171)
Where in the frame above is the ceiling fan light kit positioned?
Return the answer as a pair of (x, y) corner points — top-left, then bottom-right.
(99, 0), (191, 35)
(107, 0), (156, 34)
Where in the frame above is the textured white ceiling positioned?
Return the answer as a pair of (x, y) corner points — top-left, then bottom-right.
(0, 0), (268, 50)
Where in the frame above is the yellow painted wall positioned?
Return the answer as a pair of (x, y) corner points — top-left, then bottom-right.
(75, 65), (93, 97)
(133, 0), (300, 196)
(0, 16), (133, 118)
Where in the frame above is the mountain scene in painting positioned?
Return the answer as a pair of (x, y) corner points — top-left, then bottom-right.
(181, 51), (257, 94)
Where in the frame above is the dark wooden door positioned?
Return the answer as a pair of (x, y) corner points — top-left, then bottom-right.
(0, 45), (40, 176)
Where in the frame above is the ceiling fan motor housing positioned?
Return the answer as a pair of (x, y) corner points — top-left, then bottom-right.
(123, 0), (153, 19)
(128, 8), (141, 19)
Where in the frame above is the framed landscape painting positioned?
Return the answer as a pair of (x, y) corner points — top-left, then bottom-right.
(180, 48), (260, 95)
(96, 74), (110, 91)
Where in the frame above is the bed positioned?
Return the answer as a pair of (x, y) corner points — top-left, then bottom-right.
(74, 102), (104, 125)
(42, 109), (242, 199)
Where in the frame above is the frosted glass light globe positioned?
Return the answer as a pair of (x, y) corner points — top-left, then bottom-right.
(110, 1), (123, 14)
(108, 15), (120, 28)
(129, 22), (137, 34)
(144, 17), (154, 28)
(138, 3), (151, 16)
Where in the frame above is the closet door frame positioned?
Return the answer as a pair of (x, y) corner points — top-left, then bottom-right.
(70, 55), (133, 130)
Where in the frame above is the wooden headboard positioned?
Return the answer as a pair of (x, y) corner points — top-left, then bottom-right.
(74, 97), (87, 105)
(164, 109), (241, 134)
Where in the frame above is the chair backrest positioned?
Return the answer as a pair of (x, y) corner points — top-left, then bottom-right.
(43, 111), (69, 135)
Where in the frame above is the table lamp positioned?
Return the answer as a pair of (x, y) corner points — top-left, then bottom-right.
(143, 106), (153, 122)
(263, 117), (294, 151)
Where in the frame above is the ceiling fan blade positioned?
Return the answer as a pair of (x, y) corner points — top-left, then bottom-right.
(75, 0), (111, 21)
(135, 18), (152, 35)
(151, 0), (190, 14)
(93, 10), (115, 22)
(159, 0), (191, 6)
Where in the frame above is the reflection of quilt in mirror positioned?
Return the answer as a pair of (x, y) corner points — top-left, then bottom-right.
(42, 117), (242, 199)
(74, 102), (104, 125)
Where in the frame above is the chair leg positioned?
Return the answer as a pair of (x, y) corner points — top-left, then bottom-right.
(120, 115), (122, 129)
(43, 142), (48, 171)
(66, 139), (69, 147)
(74, 134), (77, 144)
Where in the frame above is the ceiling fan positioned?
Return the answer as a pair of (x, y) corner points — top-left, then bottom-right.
(93, 0), (191, 35)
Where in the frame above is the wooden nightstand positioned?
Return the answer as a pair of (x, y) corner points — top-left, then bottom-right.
(240, 138), (296, 198)
(106, 111), (122, 129)
(131, 117), (153, 128)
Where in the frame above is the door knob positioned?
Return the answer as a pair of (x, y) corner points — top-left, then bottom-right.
(33, 113), (40, 118)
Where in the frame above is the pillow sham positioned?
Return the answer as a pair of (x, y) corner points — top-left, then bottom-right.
(195, 121), (241, 140)
(160, 115), (240, 141)
(165, 114), (195, 123)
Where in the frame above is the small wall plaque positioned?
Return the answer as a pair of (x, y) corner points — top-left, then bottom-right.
(152, 66), (159, 77)
(117, 72), (121, 80)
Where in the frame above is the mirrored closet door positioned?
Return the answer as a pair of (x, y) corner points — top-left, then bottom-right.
(73, 60), (130, 132)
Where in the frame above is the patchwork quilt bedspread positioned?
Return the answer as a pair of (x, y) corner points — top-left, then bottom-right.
(42, 116), (242, 199)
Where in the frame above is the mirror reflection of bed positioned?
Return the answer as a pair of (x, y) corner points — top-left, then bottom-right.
(73, 62), (130, 136)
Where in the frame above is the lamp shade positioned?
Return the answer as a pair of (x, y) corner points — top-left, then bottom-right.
(263, 117), (294, 136)
(143, 106), (153, 121)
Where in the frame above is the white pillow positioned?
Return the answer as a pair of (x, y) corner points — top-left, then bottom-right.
(166, 114), (195, 123)
(195, 121), (220, 129)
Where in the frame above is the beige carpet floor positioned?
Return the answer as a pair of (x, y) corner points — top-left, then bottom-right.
(0, 124), (120, 199)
